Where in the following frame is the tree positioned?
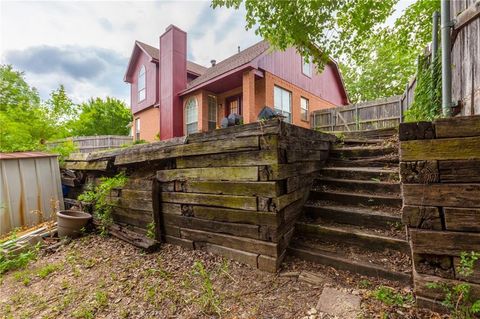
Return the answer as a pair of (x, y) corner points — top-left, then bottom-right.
(212, 0), (439, 102)
(69, 97), (132, 136)
(0, 65), (52, 151)
(45, 85), (77, 138)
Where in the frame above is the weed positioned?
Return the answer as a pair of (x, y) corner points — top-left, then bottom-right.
(146, 221), (156, 239)
(359, 279), (372, 289)
(72, 304), (95, 319)
(0, 244), (40, 275)
(94, 290), (108, 308)
(37, 263), (61, 279)
(427, 251), (480, 318)
(13, 270), (31, 286)
(192, 260), (222, 315)
(371, 286), (413, 306)
(78, 172), (128, 235)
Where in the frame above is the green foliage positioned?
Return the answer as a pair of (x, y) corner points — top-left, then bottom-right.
(0, 244), (40, 276)
(192, 260), (222, 315)
(37, 263), (62, 279)
(78, 173), (128, 235)
(212, 0), (396, 72)
(212, 0), (440, 103)
(69, 97), (132, 136)
(47, 140), (77, 166)
(404, 51), (442, 122)
(146, 222), (156, 239)
(427, 251), (480, 318)
(371, 286), (413, 306)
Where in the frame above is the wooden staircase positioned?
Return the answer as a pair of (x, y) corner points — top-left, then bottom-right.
(289, 130), (412, 284)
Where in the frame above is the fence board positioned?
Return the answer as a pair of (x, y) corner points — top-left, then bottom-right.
(47, 135), (133, 153)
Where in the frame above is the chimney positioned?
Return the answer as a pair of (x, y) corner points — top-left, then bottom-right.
(210, 59), (216, 67)
(159, 25), (187, 140)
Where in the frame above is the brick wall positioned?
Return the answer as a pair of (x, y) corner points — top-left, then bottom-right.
(133, 106), (160, 142)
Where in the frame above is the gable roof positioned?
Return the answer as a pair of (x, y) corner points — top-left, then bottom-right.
(186, 40), (270, 90)
(124, 41), (207, 82)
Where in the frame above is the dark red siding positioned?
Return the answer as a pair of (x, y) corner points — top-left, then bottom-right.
(257, 47), (348, 106)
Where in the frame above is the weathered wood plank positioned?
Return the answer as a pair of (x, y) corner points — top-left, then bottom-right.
(174, 180), (280, 197)
(410, 229), (480, 256)
(161, 203), (182, 215)
(403, 184), (480, 207)
(414, 272), (480, 301)
(257, 252), (285, 273)
(123, 178), (153, 190)
(180, 228), (279, 257)
(163, 213), (262, 240)
(444, 207), (480, 232)
(160, 192), (258, 211)
(285, 149), (328, 163)
(164, 235), (194, 250)
(194, 242), (259, 268)
(66, 153), (90, 161)
(259, 162), (324, 181)
(164, 225), (181, 237)
(454, 256), (480, 284)
(156, 166), (259, 182)
(286, 174), (315, 194)
(402, 205), (442, 230)
(400, 136), (480, 161)
(439, 160), (480, 183)
(434, 115), (480, 138)
(115, 136), (260, 165)
(398, 121), (435, 141)
(176, 150), (278, 168)
(279, 136), (330, 151)
(273, 187), (308, 212)
(110, 197), (153, 212)
(399, 161), (439, 184)
(65, 160), (110, 171)
(186, 206), (280, 226)
(119, 189), (151, 201)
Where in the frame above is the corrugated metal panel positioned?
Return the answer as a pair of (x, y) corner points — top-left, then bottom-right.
(0, 155), (64, 235)
(0, 151), (55, 160)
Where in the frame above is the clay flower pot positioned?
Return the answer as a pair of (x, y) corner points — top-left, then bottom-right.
(57, 210), (92, 238)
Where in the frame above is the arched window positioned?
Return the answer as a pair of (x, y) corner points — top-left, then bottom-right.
(185, 97), (198, 134)
(138, 65), (146, 101)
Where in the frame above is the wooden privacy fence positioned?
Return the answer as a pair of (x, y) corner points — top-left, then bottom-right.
(312, 96), (402, 132)
(48, 135), (133, 153)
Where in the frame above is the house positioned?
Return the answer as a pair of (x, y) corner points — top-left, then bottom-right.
(124, 25), (349, 141)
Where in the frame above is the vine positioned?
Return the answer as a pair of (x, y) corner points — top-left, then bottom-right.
(404, 49), (442, 122)
(78, 172), (128, 235)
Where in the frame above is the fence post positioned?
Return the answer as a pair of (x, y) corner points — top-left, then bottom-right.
(355, 104), (360, 131)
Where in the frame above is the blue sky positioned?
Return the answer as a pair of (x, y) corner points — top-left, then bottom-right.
(0, 0), (413, 105)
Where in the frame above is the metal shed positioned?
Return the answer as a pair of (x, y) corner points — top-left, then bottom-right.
(0, 152), (64, 236)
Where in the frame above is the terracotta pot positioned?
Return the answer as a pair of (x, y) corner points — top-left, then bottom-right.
(57, 210), (92, 238)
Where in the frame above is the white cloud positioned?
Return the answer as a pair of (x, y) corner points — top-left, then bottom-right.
(0, 0), (260, 104)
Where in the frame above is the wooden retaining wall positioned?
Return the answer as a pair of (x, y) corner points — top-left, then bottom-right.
(399, 115), (480, 311)
(64, 119), (335, 272)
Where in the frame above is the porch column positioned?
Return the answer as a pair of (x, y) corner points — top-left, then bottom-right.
(242, 69), (256, 124)
(198, 91), (208, 132)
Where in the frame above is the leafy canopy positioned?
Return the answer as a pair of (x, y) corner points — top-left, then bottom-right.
(212, 0), (440, 103)
(0, 64), (132, 152)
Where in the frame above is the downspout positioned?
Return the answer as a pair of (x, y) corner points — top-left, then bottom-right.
(432, 11), (440, 104)
(441, 0), (453, 117)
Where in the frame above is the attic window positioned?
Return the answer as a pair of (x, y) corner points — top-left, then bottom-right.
(138, 65), (146, 101)
(302, 56), (312, 77)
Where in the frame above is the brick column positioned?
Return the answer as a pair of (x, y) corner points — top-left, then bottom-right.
(242, 69), (256, 124)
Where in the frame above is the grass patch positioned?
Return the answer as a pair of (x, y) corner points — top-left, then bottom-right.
(0, 244), (40, 276)
(13, 270), (32, 286)
(192, 260), (222, 316)
(37, 263), (62, 279)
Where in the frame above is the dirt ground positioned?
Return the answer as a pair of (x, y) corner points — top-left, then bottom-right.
(0, 235), (445, 319)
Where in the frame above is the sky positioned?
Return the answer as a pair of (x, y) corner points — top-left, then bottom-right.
(0, 0), (414, 105)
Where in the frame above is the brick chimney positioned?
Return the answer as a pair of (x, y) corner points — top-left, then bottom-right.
(159, 25), (187, 140)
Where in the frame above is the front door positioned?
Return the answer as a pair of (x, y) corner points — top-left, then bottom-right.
(225, 95), (242, 116)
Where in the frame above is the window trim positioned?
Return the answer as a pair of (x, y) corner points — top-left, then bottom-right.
(135, 118), (141, 140)
(185, 97), (198, 135)
(138, 65), (146, 102)
(274, 85), (292, 123)
(300, 96), (309, 122)
(301, 55), (312, 77)
(207, 95), (217, 131)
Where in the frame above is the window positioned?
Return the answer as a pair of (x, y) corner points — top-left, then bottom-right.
(135, 118), (140, 140)
(274, 86), (292, 123)
(226, 95), (242, 116)
(302, 56), (312, 77)
(207, 95), (217, 130)
(138, 65), (146, 101)
(185, 97), (198, 134)
(301, 97), (309, 121)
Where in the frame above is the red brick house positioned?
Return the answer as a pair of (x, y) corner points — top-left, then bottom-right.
(124, 25), (349, 141)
